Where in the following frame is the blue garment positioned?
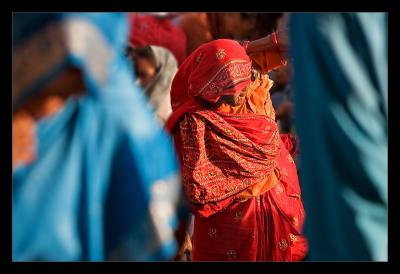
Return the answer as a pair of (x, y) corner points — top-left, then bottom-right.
(290, 13), (388, 261)
(13, 13), (183, 261)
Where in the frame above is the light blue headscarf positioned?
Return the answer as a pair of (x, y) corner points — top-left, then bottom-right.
(12, 13), (183, 261)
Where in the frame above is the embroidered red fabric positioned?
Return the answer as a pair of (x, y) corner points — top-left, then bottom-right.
(166, 40), (278, 207)
(166, 39), (252, 132)
(167, 39), (308, 261)
(179, 110), (280, 205)
(280, 133), (299, 158)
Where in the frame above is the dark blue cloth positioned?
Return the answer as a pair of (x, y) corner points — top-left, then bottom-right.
(290, 13), (387, 261)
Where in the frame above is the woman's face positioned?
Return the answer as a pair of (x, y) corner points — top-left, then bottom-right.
(220, 85), (248, 107)
(134, 57), (157, 88)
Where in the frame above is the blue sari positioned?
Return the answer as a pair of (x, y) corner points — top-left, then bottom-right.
(12, 13), (183, 261)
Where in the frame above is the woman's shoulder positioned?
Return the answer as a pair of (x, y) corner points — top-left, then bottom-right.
(176, 13), (213, 55)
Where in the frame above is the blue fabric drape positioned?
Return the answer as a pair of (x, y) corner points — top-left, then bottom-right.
(13, 13), (183, 261)
(290, 13), (388, 261)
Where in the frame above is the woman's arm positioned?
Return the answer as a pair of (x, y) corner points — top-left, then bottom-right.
(246, 30), (288, 54)
(245, 30), (288, 73)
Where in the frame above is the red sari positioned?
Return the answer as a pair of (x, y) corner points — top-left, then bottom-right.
(166, 39), (307, 261)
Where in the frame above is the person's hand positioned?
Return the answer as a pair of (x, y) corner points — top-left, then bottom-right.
(174, 232), (193, 261)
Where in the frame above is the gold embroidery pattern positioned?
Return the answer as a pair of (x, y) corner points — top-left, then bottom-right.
(216, 48), (227, 60)
(180, 110), (280, 204)
(292, 216), (299, 227)
(196, 52), (203, 65)
(287, 154), (294, 163)
(281, 168), (288, 177)
(275, 183), (283, 195)
(289, 233), (298, 243)
(196, 59), (251, 98)
(279, 239), (288, 251)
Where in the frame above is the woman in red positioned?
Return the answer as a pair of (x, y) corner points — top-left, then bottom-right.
(166, 35), (307, 261)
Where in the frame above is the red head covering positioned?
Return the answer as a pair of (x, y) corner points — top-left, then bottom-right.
(128, 14), (187, 66)
(166, 39), (252, 132)
(165, 39), (280, 217)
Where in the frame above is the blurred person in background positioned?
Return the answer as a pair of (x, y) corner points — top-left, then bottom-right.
(290, 13), (388, 261)
(174, 12), (283, 56)
(269, 65), (293, 132)
(269, 65), (300, 161)
(12, 12), (186, 261)
(128, 13), (187, 66)
(126, 45), (178, 124)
